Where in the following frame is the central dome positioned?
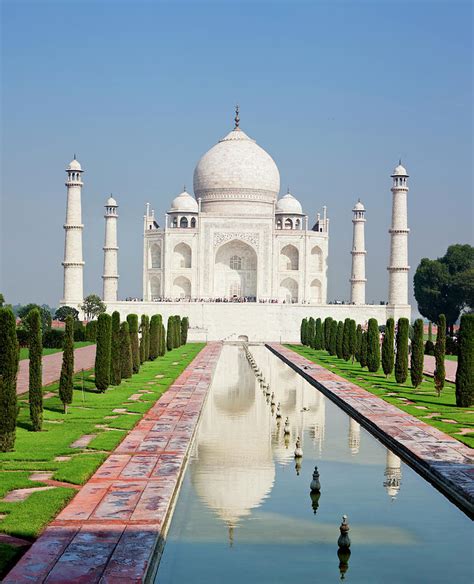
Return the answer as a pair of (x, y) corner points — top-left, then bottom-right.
(193, 125), (280, 215)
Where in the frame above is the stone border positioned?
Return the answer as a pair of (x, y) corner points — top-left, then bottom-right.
(266, 343), (474, 519)
(4, 342), (222, 584)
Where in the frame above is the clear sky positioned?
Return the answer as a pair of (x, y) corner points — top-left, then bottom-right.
(1, 0), (472, 308)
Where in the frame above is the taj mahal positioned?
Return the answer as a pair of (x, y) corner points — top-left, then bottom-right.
(60, 108), (411, 341)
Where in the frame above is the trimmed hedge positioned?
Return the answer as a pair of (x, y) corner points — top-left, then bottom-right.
(127, 314), (140, 374)
(59, 315), (74, 413)
(395, 318), (409, 384)
(120, 321), (133, 379)
(382, 318), (395, 377)
(411, 319), (424, 388)
(0, 307), (19, 451)
(367, 318), (380, 373)
(28, 309), (43, 431)
(455, 313), (473, 407)
(434, 314), (446, 396)
(95, 313), (112, 392)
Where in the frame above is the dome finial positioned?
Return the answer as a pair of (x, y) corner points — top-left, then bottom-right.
(183, 184), (186, 192)
(234, 104), (240, 129)
(287, 186), (290, 194)
(73, 153), (76, 160)
(399, 158), (402, 165)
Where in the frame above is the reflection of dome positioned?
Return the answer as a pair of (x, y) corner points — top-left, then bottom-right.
(193, 124), (280, 214)
(276, 192), (303, 215)
(392, 163), (408, 176)
(170, 190), (198, 212)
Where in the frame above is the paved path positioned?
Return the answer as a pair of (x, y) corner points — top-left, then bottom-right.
(17, 345), (96, 396)
(5, 342), (222, 584)
(423, 354), (457, 383)
(267, 343), (474, 517)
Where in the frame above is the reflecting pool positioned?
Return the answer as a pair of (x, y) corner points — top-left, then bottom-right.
(155, 345), (473, 583)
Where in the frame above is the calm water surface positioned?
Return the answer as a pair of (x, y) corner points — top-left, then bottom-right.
(155, 345), (473, 583)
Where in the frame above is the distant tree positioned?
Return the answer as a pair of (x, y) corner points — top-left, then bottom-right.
(0, 307), (19, 451)
(167, 316), (174, 351)
(85, 320), (98, 342)
(59, 315), (74, 413)
(411, 319), (424, 388)
(328, 320), (337, 356)
(395, 318), (409, 384)
(160, 323), (166, 356)
(342, 318), (351, 361)
(434, 314), (446, 397)
(0, 293), (5, 307)
(382, 318), (395, 378)
(149, 315), (161, 360)
(314, 318), (323, 350)
(18, 304), (52, 333)
(127, 314), (140, 373)
(54, 306), (79, 322)
(455, 313), (474, 407)
(336, 321), (344, 359)
(424, 340), (435, 355)
(28, 308), (43, 431)
(110, 311), (122, 386)
(359, 331), (368, 368)
(367, 318), (380, 373)
(95, 313), (111, 392)
(414, 244), (474, 334)
(301, 318), (308, 345)
(348, 319), (357, 362)
(81, 294), (106, 322)
(181, 316), (189, 345)
(355, 324), (362, 362)
(120, 321), (133, 379)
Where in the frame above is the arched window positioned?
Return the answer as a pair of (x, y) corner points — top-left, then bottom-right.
(150, 244), (161, 269)
(284, 218), (293, 229)
(172, 276), (191, 299)
(172, 217), (178, 228)
(279, 277), (298, 303)
(191, 217), (196, 228)
(180, 217), (188, 228)
(150, 276), (161, 300)
(276, 219), (282, 229)
(295, 219), (301, 228)
(310, 279), (322, 303)
(280, 244), (299, 271)
(173, 242), (192, 269)
(230, 255), (242, 270)
(311, 246), (323, 272)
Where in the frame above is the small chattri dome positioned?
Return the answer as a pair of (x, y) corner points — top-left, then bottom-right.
(392, 162), (408, 176)
(275, 192), (303, 215)
(67, 157), (82, 171)
(170, 190), (198, 213)
(106, 196), (117, 206)
(353, 199), (365, 211)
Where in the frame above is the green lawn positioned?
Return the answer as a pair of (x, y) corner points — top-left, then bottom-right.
(19, 341), (94, 361)
(0, 343), (204, 578)
(286, 345), (474, 449)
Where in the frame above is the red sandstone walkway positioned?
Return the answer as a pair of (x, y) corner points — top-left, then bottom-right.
(268, 343), (474, 517)
(5, 342), (222, 584)
(422, 354), (457, 383)
(17, 345), (97, 396)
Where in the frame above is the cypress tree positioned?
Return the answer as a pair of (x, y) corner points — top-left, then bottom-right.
(329, 320), (338, 356)
(0, 307), (19, 451)
(348, 319), (357, 362)
(160, 323), (166, 356)
(181, 316), (189, 345)
(382, 318), (395, 378)
(314, 318), (323, 350)
(411, 319), (424, 388)
(120, 321), (133, 379)
(139, 315), (147, 364)
(322, 317), (330, 351)
(367, 318), (380, 373)
(110, 311), (122, 386)
(28, 308), (43, 431)
(149, 315), (161, 360)
(167, 316), (174, 351)
(434, 314), (446, 397)
(59, 315), (74, 413)
(145, 315), (151, 359)
(174, 316), (182, 348)
(336, 321), (344, 359)
(395, 318), (409, 384)
(127, 314), (140, 373)
(95, 313), (111, 392)
(86, 320), (98, 342)
(306, 317), (315, 348)
(355, 324), (362, 362)
(360, 331), (368, 368)
(301, 318), (308, 345)
(428, 322), (433, 342)
(342, 318), (351, 361)
(455, 313), (473, 407)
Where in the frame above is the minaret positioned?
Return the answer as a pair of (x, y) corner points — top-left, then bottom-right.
(102, 195), (119, 302)
(62, 156), (84, 306)
(350, 199), (367, 304)
(348, 418), (360, 455)
(383, 449), (402, 500)
(388, 162), (410, 305)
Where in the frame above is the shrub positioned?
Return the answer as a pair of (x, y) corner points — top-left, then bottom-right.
(55, 306), (79, 322)
(73, 321), (86, 342)
(59, 315), (74, 413)
(120, 321), (133, 379)
(446, 336), (458, 356)
(181, 316), (189, 345)
(348, 319), (357, 362)
(167, 316), (174, 351)
(43, 329), (65, 349)
(18, 304), (52, 333)
(323, 317), (332, 352)
(424, 340), (435, 356)
(300, 318), (308, 345)
(28, 309), (43, 431)
(342, 318), (351, 361)
(367, 318), (380, 373)
(329, 320), (338, 356)
(336, 321), (344, 359)
(127, 314), (140, 373)
(139, 315), (147, 364)
(307, 317), (315, 348)
(382, 318), (395, 377)
(355, 324), (362, 362)
(0, 307), (19, 451)
(360, 331), (368, 368)
(16, 327), (29, 348)
(411, 319), (424, 388)
(455, 313), (474, 407)
(149, 315), (161, 360)
(86, 320), (98, 342)
(95, 313), (112, 392)
(314, 318), (323, 350)
(434, 314), (446, 397)
(81, 294), (106, 321)
(160, 323), (166, 356)
(174, 316), (181, 348)
(110, 311), (122, 386)
(395, 318), (409, 384)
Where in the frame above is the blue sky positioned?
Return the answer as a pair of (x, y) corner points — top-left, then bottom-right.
(1, 0), (472, 307)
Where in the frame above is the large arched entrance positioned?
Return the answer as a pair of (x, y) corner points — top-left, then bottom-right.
(214, 240), (257, 300)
